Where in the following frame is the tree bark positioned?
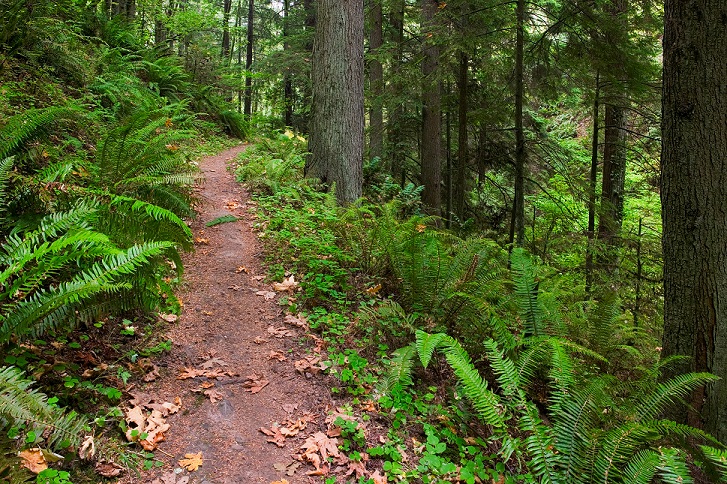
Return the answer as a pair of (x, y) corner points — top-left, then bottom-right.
(420, 0), (441, 216)
(243, 0), (254, 119)
(661, 0), (727, 441)
(222, 0), (233, 61)
(585, 73), (600, 295)
(307, 0), (364, 204)
(368, 0), (384, 161)
(389, 0), (405, 185)
(455, 51), (468, 221)
(509, 0), (526, 248)
(283, 0), (293, 127)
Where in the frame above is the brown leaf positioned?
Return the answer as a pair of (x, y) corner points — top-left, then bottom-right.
(95, 461), (124, 477)
(204, 389), (224, 403)
(159, 313), (178, 323)
(236, 266), (250, 274)
(268, 326), (294, 338)
(260, 426), (286, 447)
(195, 237), (210, 245)
(178, 452), (203, 471)
(256, 290), (276, 300)
(177, 367), (206, 380)
(365, 284), (382, 296)
(344, 453), (369, 478)
(200, 357), (228, 369)
(78, 435), (95, 460)
(284, 314), (309, 330)
(18, 448), (47, 474)
(268, 350), (287, 361)
(143, 364), (160, 382)
(254, 336), (267, 344)
(272, 275), (298, 292)
(242, 374), (269, 393)
(369, 470), (388, 484)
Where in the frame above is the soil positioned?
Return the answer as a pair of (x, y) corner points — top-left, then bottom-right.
(134, 145), (334, 484)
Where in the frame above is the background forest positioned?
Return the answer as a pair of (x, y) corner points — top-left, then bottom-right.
(1, 0), (726, 482)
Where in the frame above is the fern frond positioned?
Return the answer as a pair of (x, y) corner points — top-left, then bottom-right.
(415, 330), (448, 368)
(376, 344), (417, 395)
(621, 449), (660, 484)
(510, 248), (545, 336)
(634, 372), (718, 421)
(434, 334), (506, 430)
(656, 448), (694, 484)
(483, 339), (525, 401)
(700, 445), (727, 478)
(0, 366), (85, 449)
(0, 106), (81, 159)
(520, 403), (561, 483)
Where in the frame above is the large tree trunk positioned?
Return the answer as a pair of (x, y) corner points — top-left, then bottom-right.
(389, 0), (405, 185)
(454, 51), (468, 221)
(222, 0), (232, 60)
(243, 0), (254, 119)
(509, 0), (526, 248)
(585, 73), (600, 295)
(661, 0), (727, 441)
(307, 0), (364, 204)
(283, 0), (293, 127)
(368, 0), (384, 161)
(420, 0), (441, 216)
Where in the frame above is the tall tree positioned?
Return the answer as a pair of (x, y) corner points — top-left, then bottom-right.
(661, 0), (727, 441)
(388, 0), (406, 185)
(282, 0), (293, 126)
(509, 0), (526, 247)
(368, 0), (384, 161)
(420, 0), (442, 216)
(244, 0), (254, 118)
(307, 0), (364, 204)
(222, 0), (233, 60)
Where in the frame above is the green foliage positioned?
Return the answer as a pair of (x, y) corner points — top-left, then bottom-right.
(205, 215), (238, 227)
(0, 366), (85, 450)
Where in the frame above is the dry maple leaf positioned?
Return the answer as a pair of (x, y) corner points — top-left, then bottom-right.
(179, 452), (203, 471)
(194, 237), (210, 245)
(268, 350), (287, 361)
(236, 266), (250, 274)
(260, 426), (286, 447)
(272, 275), (298, 292)
(369, 470), (388, 484)
(143, 364), (160, 382)
(267, 326), (294, 338)
(18, 448), (47, 474)
(95, 461), (124, 477)
(284, 314), (309, 329)
(365, 283), (382, 296)
(204, 388), (224, 403)
(159, 313), (178, 323)
(78, 435), (95, 460)
(344, 453), (369, 478)
(201, 357), (228, 369)
(177, 367), (205, 380)
(242, 374), (269, 393)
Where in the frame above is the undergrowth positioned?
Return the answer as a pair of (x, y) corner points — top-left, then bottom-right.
(237, 132), (727, 484)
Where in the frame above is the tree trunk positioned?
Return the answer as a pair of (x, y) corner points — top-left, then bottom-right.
(455, 51), (468, 221)
(420, 0), (441, 216)
(283, 0), (293, 127)
(243, 0), (254, 119)
(509, 0), (526, 248)
(307, 0), (364, 204)
(368, 0), (384, 161)
(661, 0), (727, 441)
(222, 0), (232, 61)
(585, 73), (600, 294)
(389, 0), (405, 185)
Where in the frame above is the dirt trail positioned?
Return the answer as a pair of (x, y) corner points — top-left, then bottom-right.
(138, 145), (331, 484)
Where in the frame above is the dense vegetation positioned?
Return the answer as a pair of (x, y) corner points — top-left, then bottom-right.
(0, 0), (725, 482)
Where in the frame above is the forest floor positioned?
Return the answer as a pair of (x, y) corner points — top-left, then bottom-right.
(132, 145), (334, 484)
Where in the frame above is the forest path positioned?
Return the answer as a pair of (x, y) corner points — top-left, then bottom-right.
(136, 145), (330, 484)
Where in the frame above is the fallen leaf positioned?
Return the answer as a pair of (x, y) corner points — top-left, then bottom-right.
(344, 453), (369, 478)
(236, 266), (250, 274)
(204, 388), (224, 403)
(177, 367), (206, 380)
(260, 426), (287, 447)
(268, 326), (294, 338)
(284, 314), (309, 330)
(228, 284), (242, 291)
(179, 452), (203, 471)
(254, 336), (267, 344)
(201, 357), (228, 369)
(195, 237), (210, 245)
(159, 313), (178, 323)
(79, 435), (95, 460)
(143, 364), (160, 382)
(95, 461), (124, 477)
(370, 470), (388, 484)
(242, 374), (269, 393)
(282, 403), (298, 413)
(19, 448), (47, 474)
(273, 275), (298, 292)
(268, 350), (287, 361)
(256, 290), (276, 300)
(270, 480), (290, 484)
(299, 431), (340, 475)
(365, 284), (382, 296)
(294, 355), (328, 376)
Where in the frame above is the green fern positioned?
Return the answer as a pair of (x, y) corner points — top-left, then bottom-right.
(415, 330), (447, 368)
(0, 106), (81, 160)
(0, 366), (85, 449)
(375, 344), (417, 395)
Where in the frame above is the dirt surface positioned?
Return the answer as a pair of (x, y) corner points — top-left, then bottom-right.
(135, 145), (333, 484)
